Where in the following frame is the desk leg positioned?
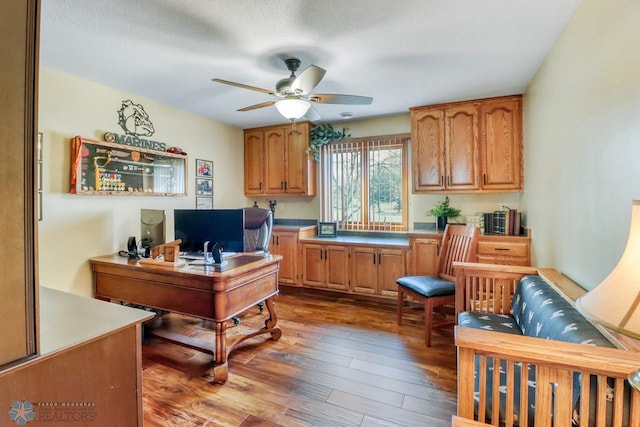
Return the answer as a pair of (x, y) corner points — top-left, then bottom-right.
(206, 295), (282, 384)
(263, 296), (282, 340)
(209, 321), (228, 383)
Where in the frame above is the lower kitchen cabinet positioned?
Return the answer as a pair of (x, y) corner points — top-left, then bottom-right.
(301, 243), (349, 291)
(350, 246), (377, 294)
(295, 231), (530, 299)
(350, 246), (407, 297)
(406, 229), (532, 275)
(271, 226), (316, 285)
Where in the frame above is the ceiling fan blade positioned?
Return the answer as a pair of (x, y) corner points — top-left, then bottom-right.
(304, 105), (322, 122)
(291, 65), (326, 94)
(237, 100), (276, 112)
(310, 94), (373, 105)
(212, 78), (275, 96)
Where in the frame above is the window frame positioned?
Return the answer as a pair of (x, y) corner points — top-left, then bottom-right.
(319, 133), (409, 232)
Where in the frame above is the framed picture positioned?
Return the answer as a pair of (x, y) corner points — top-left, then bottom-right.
(196, 159), (213, 177)
(317, 221), (337, 237)
(196, 178), (213, 196)
(196, 197), (213, 210)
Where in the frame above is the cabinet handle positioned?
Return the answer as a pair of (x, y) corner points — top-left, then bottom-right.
(378, 254), (381, 264)
(259, 181), (262, 190)
(447, 176), (450, 186)
(324, 249), (327, 259)
(495, 248), (511, 252)
(372, 253), (376, 264)
(483, 174), (487, 186)
(320, 250), (323, 260)
(440, 175), (444, 188)
(284, 181), (288, 190)
(280, 181), (284, 189)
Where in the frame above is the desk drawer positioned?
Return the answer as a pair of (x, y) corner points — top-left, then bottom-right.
(477, 241), (529, 257)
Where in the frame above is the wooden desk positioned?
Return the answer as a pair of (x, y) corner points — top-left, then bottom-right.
(89, 253), (282, 383)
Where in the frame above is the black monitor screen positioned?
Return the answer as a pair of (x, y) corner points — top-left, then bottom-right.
(174, 209), (245, 253)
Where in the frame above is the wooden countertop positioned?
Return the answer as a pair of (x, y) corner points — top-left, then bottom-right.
(272, 224), (317, 232)
(39, 286), (153, 356)
(299, 235), (409, 248)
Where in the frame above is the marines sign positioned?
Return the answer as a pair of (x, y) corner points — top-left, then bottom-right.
(104, 100), (165, 150)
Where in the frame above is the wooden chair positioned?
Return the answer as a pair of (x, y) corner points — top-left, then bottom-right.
(396, 224), (479, 346)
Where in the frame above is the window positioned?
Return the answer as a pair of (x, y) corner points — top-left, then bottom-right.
(320, 134), (409, 231)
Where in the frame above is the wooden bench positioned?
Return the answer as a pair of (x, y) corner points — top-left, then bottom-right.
(453, 262), (640, 427)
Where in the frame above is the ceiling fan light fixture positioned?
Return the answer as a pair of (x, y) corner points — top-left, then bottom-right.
(275, 98), (310, 121)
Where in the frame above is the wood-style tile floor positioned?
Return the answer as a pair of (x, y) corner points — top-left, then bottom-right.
(142, 289), (457, 427)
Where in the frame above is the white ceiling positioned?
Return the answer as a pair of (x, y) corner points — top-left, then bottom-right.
(39, 0), (581, 129)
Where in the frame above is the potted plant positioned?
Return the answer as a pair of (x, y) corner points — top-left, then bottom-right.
(307, 123), (350, 161)
(427, 196), (461, 230)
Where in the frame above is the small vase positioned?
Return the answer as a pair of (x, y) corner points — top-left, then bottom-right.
(437, 216), (447, 230)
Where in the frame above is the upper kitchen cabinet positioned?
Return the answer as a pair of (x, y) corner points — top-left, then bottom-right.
(411, 104), (479, 192)
(478, 96), (523, 191)
(410, 95), (523, 193)
(244, 129), (265, 194)
(244, 122), (316, 196)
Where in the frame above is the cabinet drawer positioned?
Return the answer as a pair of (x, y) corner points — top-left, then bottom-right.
(477, 241), (529, 257)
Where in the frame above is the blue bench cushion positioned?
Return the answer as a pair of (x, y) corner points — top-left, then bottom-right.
(396, 276), (455, 297)
(458, 312), (521, 335)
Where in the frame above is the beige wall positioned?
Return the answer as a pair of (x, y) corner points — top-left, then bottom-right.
(522, 0), (640, 289)
(38, 68), (244, 296)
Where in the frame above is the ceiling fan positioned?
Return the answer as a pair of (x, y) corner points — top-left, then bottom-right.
(212, 57), (373, 122)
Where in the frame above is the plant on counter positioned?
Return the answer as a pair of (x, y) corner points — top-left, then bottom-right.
(428, 196), (461, 229)
(307, 123), (350, 161)
(428, 196), (461, 218)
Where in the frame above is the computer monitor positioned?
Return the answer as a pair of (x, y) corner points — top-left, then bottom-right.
(174, 209), (245, 253)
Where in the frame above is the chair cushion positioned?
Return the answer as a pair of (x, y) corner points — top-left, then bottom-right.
(396, 276), (455, 297)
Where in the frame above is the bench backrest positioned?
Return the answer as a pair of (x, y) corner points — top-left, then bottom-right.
(512, 275), (615, 347)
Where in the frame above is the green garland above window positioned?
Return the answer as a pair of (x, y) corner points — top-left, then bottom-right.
(307, 123), (350, 161)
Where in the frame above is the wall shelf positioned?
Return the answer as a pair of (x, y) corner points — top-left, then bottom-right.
(70, 136), (188, 196)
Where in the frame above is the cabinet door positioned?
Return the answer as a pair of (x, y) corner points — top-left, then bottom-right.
(244, 130), (264, 194)
(272, 231), (298, 284)
(445, 105), (479, 190)
(302, 243), (325, 287)
(350, 246), (377, 294)
(411, 108), (445, 192)
(479, 97), (522, 190)
(410, 238), (439, 276)
(325, 245), (349, 291)
(264, 127), (287, 193)
(377, 248), (407, 297)
(284, 122), (312, 194)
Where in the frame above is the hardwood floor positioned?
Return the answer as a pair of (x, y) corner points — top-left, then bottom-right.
(142, 289), (458, 427)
